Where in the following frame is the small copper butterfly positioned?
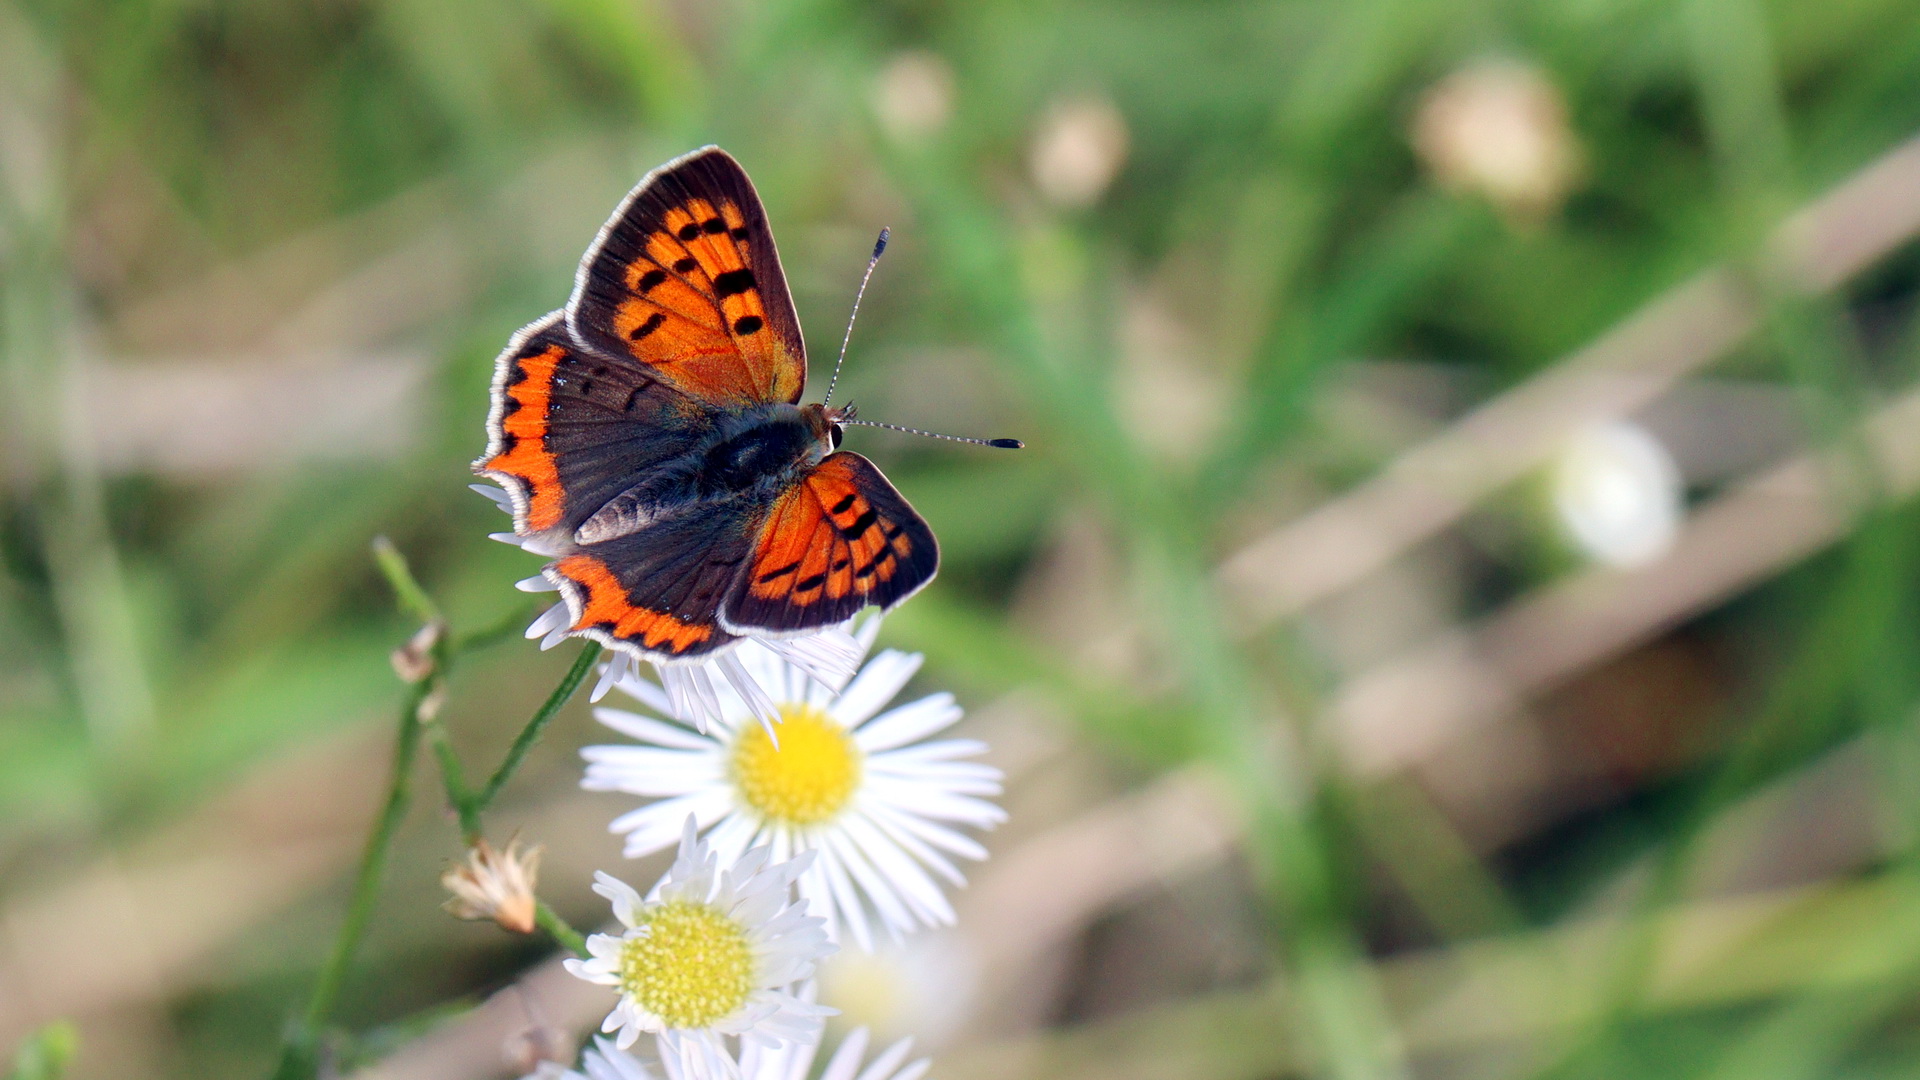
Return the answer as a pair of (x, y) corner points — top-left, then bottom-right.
(476, 147), (1012, 663)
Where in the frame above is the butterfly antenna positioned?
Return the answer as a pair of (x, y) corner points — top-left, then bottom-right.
(840, 418), (1023, 449)
(822, 227), (889, 409)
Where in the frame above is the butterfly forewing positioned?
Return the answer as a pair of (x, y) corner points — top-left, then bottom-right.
(724, 451), (938, 634)
(569, 146), (806, 409)
(476, 312), (710, 538)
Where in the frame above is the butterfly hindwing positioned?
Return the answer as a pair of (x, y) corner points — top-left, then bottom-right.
(476, 312), (713, 538)
(724, 451), (938, 634)
(569, 146), (806, 409)
(547, 500), (772, 660)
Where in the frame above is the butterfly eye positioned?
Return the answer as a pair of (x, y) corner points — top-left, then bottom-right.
(830, 425), (844, 449)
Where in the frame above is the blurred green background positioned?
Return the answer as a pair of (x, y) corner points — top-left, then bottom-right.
(9, 0), (1920, 1077)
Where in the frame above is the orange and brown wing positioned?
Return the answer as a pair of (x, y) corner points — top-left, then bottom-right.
(545, 500), (770, 661)
(568, 146), (806, 409)
(474, 312), (710, 539)
(725, 452), (938, 634)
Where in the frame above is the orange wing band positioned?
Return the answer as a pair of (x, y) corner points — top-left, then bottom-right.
(555, 553), (716, 656)
(748, 459), (916, 607)
(485, 341), (565, 532)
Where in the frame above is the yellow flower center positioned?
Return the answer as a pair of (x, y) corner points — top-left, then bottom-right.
(730, 704), (863, 826)
(618, 901), (755, 1028)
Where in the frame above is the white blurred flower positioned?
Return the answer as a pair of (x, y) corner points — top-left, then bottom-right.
(816, 931), (979, 1049)
(873, 51), (954, 141)
(564, 821), (835, 1078)
(1412, 59), (1583, 222)
(583, 616), (1006, 951)
(1552, 421), (1683, 569)
(525, 1025), (929, 1080)
(1030, 94), (1129, 209)
(471, 483), (864, 731)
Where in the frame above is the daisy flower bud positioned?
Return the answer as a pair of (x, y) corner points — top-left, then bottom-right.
(442, 837), (543, 934)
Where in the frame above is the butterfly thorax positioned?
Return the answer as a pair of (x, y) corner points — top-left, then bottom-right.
(696, 403), (835, 491)
(572, 403), (836, 547)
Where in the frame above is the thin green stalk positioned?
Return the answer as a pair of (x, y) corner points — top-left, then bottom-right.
(428, 725), (483, 843)
(536, 899), (590, 958)
(272, 676), (431, 1079)
(370, 536), (442, 624)
(476, 642), (602, 811)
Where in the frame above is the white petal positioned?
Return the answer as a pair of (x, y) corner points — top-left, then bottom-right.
(840, 814), (955, 925)
(822, 830), (917, 936)
(865, 757), (1003, 787)
(762, 629), (864, 691)
(583, 1037), (662, 1080)
(470, 482), (512, 507)
(862, 778), (1009, 826)
(526, 603), (571, 640)
(813, 845), (876, 952)
(864, 803), (992, 861)
(717, 650), (781, 731)
(610, 791), (733, 855)
(593, 707), (712, 750)
(852, 693), (961, 751)
(591, 871), (646, 926)
(590, 653), (634, 703)
(582, 746), (723, 793)
(853, 1037), (918, 1080)
(854, 804), (967, 885)
(613, 671), (677, 716)
(868, 737), (992, 763)
(817, 1028), (871, 1080)
(831, 651), (922, 728)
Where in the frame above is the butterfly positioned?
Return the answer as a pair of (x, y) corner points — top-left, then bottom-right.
(476, 146), (955, 664)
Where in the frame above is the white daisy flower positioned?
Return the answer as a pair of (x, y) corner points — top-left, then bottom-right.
(564, 820), (835, 1080)
(582, 617), (1006, 951)
(524, 1025), (930, 1080)
(471, 483), (864, 730)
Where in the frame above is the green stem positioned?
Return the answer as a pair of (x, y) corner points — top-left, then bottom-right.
(476, 643), (602, 811)
(272, 678), (430, 1079)
(370, 536), (441, 625)
(427, 723), (482, 844)
(536, 899), (590, 958)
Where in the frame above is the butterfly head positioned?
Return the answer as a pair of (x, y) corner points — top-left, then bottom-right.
(801, 402), (857, 455)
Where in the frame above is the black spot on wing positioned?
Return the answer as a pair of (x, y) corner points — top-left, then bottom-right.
(756, 558), (803, 584)
(629, 312), (666, 341)
(638, 268), (667, 292)
(839, 506), (880, 538)
(733, 315), (763, 335)
(712, 269), (756, 297)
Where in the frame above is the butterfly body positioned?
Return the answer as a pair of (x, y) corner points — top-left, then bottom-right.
(572, 402), (839, 546)
(477, 148), (938, 663)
